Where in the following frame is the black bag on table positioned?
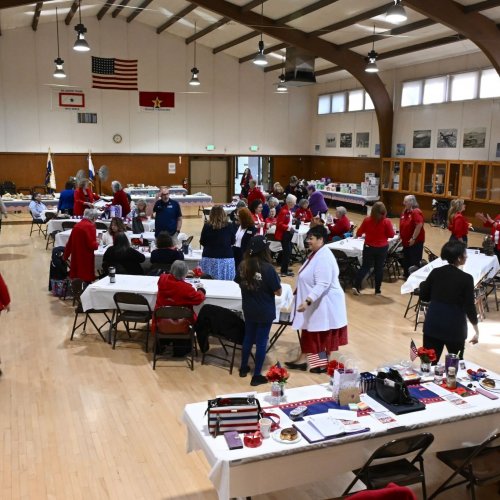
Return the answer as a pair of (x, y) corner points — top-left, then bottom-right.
(375, 369), (413, 405)
(132, 217), (145, 234)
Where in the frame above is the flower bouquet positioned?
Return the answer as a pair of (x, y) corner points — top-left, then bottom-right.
(266, 362), (289, 384)
(327, 359), (345, 377)
(416, 347), (436, 372)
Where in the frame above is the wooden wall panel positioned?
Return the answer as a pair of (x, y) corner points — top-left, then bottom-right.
(309, 157), (381, 183)
(272, 156), (312, 188)
(0, 153), (189, 194)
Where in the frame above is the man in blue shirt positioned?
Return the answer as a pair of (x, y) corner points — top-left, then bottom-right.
(153, 187), (182, 239)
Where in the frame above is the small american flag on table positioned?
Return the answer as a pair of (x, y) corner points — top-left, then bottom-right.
(92, 57), (138, 91)
(307, 351), (328, 368)
(410, 339), (419, 361)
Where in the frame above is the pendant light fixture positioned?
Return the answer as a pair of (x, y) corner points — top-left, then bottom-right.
(253, 2), (268, 66)
(386, 0), (407, 24)
(53, 7), (66, 79)
(276, 56), (287, 92)
(365, 25), (379, 74)
(73, 0), (90, 52)
(189, 21), (200, 86)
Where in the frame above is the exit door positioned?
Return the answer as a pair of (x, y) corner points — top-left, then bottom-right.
(190, 158), (229, 203)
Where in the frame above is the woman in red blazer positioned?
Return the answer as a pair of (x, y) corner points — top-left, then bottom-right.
(448, 198), (470, 245)
(275, 194), (297, 277)
(353, 201), (395, 296)
(0, 272), (11, 376)
(73, 178), (100, 216)
(294, 198), (313, 223)
(110, 180), (131, 218)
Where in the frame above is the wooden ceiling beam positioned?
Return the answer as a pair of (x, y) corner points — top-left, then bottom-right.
(156, 4), (197, 34)
(126, 0), (153, 23)
(188, 0), (394, 157)
(31, 1), (43, 31)
(214, 0), (339, 55)
(64, 0), (79, 26)
(405, 0), (500, 74)
(186, 17), (231, 44)
(97, 0), (116, 20)
(112, 0), (130, 19)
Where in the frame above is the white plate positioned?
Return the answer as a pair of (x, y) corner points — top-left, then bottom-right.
(271, 429), (302, 445)
(479, 379), (500, 392)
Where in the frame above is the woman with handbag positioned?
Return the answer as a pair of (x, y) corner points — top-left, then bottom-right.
(236, 236), (282, 386)
(419, 240), (479, 362)
(286, 225), (348, 373)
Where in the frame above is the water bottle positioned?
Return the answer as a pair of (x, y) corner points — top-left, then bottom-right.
(446, 367), (457, 389)
(271, 382), (281, 405)
(109, 266), (116, 284)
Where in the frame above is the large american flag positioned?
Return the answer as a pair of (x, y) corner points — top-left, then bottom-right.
(92, 57), (138, 91)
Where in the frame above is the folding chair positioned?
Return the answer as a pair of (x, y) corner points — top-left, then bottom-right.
(404, 265), (421, 318)
(384, 240), (403, 282)
(95, 221), (108, 230)
(267, 312), (301, 353)
(61, 221), (77, 231)
(153, 306), (196, 370)
(429, 432), (500, 499)
(30, 213), (49, 237)
(342, 433), (434, 499)
(197, 305), (246, 374)
(70, 279), (111, 341)
(112, 292), (152, 351)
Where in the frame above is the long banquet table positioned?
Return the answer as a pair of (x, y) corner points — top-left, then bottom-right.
(327, 235), (400, 263)
(81, 275), (293, 319)
(401, 250), (500, 294)
(319, 190), (379, 206)
(182, 362), (500, 500)
(48, 217), (156, 234)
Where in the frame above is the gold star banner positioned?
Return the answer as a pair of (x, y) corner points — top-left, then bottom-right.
(139, 91), (175, 111)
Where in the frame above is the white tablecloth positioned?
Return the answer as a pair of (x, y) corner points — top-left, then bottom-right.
(125, 186), (187, 196)
(327, 236), (400, 263)
(267, 223), (310, 252)
(319, 190), (379, 206)
(81, 276), (293, 321)
(48, 218), (155, 234)
(54, 229), (156, 248)
(401, 251), (500, 294)
(182, 362), (500, 500)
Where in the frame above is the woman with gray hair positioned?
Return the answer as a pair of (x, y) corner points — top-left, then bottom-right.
(400, 194), (425, 277)
(326, 206), (351, 241)
(110, 180), (130, 218)
(63, 208), (100, 282)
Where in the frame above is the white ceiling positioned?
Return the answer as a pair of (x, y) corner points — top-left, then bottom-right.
(1, 0), (499, 83)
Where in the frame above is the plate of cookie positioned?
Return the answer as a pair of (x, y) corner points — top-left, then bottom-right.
(272, 427), (302, 444)
(480, 378), (500, 392)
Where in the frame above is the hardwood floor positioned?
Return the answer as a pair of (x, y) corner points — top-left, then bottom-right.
(0, 209), (498, 500)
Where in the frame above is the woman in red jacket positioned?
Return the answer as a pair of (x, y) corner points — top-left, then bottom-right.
(294, 198), (313, 223)
(154, 260), (206, 356)
(0, 272), (11, 376)
(476, 211), (500, 263)
(73, 178), (100, 217)
(110, 180), (131, 218)
(352, 201), (395, 296)
(448, 198), (470, 245)
(275, 194), (297, 277)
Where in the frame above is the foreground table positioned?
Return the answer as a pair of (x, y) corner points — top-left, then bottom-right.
(401, 250), (500, 294)
(48, 217), (155, 234)
(182, 363), (500, 500)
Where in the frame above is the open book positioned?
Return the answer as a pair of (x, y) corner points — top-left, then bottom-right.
(293, 414), (369, 443)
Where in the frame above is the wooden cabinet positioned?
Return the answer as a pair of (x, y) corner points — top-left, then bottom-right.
(381, 158), (500, 205)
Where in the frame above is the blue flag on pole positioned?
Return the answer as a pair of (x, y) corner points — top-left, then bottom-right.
(45, 149), (56, 193)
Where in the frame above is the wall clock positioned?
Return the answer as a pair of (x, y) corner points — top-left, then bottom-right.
(113, 133), (122, 144)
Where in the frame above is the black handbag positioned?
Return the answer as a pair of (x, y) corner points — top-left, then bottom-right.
(375, 369), (413, 405)
(132, 217), (145, 234)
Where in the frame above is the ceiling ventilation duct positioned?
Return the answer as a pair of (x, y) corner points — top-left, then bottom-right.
(284, 47), (316, 86)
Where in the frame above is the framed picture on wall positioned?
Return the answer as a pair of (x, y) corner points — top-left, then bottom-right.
(463, 127), (486, 148)
(413, 130), (431, 148)
(356, 132), (369, 148)
(374, 144), (380, 155)
(325, 133), (337, 148)
(396, 144), (406, 156)
(496, 143), (500, 158)
(437, 128), (458, 148)
(340, 133), (352, 148)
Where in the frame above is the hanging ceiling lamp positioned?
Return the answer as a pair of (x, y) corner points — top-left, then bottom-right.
(253, 2), (268, 66)
(189, 21), (200, 86)
(276, 57), (287, 92)
(386, 0), (407, 24)
(365, 25), (379, 73)
(73, 0), (90, 52)
(53, 7), (66, 79)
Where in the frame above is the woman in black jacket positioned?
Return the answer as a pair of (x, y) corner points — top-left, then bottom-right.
(232, 207), (257, 271)
(419, 240), (479, 362)
(103, 233), (146, 275)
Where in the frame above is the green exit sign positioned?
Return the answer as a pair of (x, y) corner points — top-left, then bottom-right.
(206, 144), (215, 151)
(249, 145), (259, 152)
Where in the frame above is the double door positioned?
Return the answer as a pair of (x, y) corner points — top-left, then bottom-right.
(190, 158), (229, 203)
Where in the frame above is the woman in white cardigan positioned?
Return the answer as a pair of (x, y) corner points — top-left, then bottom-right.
(286, 225), (348, 373)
